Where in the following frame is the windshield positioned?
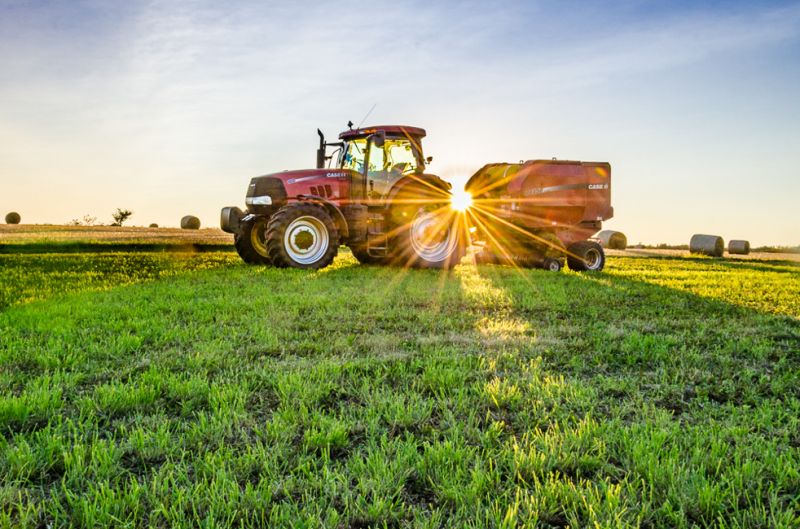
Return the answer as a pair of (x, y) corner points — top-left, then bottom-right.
(341, 138), (367, 172)
(340, 136), (422, 174)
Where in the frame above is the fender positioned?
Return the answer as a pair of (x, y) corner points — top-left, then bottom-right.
(296, 194), (350, 239)
(386, 173), (452, 206)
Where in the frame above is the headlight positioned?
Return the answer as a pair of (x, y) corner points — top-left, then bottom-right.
(246, 195), (273, 206)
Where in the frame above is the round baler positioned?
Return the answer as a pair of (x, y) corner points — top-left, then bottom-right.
(465, 160), (614, 271)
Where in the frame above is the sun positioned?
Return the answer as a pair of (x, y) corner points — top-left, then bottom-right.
(450, 188), (473, 212)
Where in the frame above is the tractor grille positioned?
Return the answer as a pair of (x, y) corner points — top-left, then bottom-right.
(247, 177), (287, 204)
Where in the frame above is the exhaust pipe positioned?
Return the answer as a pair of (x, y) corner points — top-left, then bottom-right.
(316, 129), (325, 169)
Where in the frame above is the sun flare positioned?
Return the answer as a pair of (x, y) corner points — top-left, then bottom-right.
(450, 189), (473, 212)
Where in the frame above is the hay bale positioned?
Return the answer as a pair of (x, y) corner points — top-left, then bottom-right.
(4, 212), (21, 224)
(728, 240), (750, 255)
(690, 234), (724, 257)
(597, 230), (627, 250)
(149, 223), (159, 228)
(180, 215), (201, 230)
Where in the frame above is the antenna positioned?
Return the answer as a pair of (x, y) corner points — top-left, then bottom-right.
(357, 103), (377, 129)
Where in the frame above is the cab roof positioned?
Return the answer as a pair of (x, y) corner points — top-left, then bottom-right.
(338, 125), (426, 140)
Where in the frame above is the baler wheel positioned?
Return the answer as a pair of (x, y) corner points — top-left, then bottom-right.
(266, 203), (339, 269)
(566, 241), (605, 272)
(542, 257), (563, 272)
(234, 216), (272, 265)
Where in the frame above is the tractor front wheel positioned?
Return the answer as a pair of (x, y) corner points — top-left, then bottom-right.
(266, 203), (339, 269)
(234, 216), (271, 265)
(566, 241), (605, 272)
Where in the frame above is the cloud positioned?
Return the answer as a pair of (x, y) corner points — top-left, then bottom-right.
(1, 0), (798, 243)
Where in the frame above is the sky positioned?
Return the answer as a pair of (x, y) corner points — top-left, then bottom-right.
(1, 0), (799, 245)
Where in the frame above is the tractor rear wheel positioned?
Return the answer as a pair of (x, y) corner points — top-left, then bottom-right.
(234, 216), (271, 265)
(392, 204), (465, 269)
(566, 241), (605, 272)
(266, 203), (339, 269)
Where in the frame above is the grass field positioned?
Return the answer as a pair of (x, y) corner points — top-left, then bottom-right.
(1, 242), (798, 527)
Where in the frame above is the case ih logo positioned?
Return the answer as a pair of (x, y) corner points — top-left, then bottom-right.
(326, 172), (347, 178)
(523, 183), (601, 197)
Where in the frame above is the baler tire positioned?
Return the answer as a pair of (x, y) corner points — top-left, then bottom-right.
(542, 257), (563, 272)
(234, 217), (271, 265)
(566, 241), (605, 272)
(266, 203), (339, 270)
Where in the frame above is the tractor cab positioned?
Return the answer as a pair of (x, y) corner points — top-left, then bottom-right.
(318, 125), (428, 202)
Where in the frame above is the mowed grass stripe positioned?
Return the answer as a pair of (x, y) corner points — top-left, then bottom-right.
(0, 253), (798, 527)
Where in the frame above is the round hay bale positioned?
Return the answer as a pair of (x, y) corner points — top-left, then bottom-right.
(4, 212), (21, 224)
(180, 215), (201, 230)
(597, 230), (627, 250)
(728, 240), (750, 255)
(689, 234), (724, 257)
(149, 223), (159, 228)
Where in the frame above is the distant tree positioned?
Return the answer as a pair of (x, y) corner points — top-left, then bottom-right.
(111, 208), (133, 227)
(67, 214), (98, 226)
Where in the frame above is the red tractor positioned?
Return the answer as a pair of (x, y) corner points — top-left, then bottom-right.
(221, 123), (614, 272)
(221, 124), (466, 269)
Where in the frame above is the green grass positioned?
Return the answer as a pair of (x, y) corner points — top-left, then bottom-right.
(0, 253), (238, 310)
(0, 250), (798, 528)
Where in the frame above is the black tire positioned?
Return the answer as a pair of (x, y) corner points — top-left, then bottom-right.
(386, 185), (465, 269)
(566, 241), (605, 272)
(542, 257), (563, 272)
(266, 203), (339, 269)
(234, 216), (271, 265)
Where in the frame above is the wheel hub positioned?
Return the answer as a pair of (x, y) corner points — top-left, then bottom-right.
(584, 248), (601, 269)
(250, 220), (268, 256)
(293, 229), (314, 250)
(284, 216), (329, 265)
(409, 209), (457, 263)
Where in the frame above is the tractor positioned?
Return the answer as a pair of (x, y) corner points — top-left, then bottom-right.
(221, 123), (466, 269)
(221, 123), (614, 272)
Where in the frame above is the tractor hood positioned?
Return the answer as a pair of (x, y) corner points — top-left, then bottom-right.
(253, 168), (350, 184)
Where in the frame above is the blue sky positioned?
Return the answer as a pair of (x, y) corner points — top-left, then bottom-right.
(1, 0), (799, 244)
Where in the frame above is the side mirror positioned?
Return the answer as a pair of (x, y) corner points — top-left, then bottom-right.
(426, 156), (433, 164)
(371, 130), (386, 148)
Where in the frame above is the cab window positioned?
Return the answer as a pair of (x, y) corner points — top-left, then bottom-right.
(385, 138), (419, 175)
(341, 139), (367, 172)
